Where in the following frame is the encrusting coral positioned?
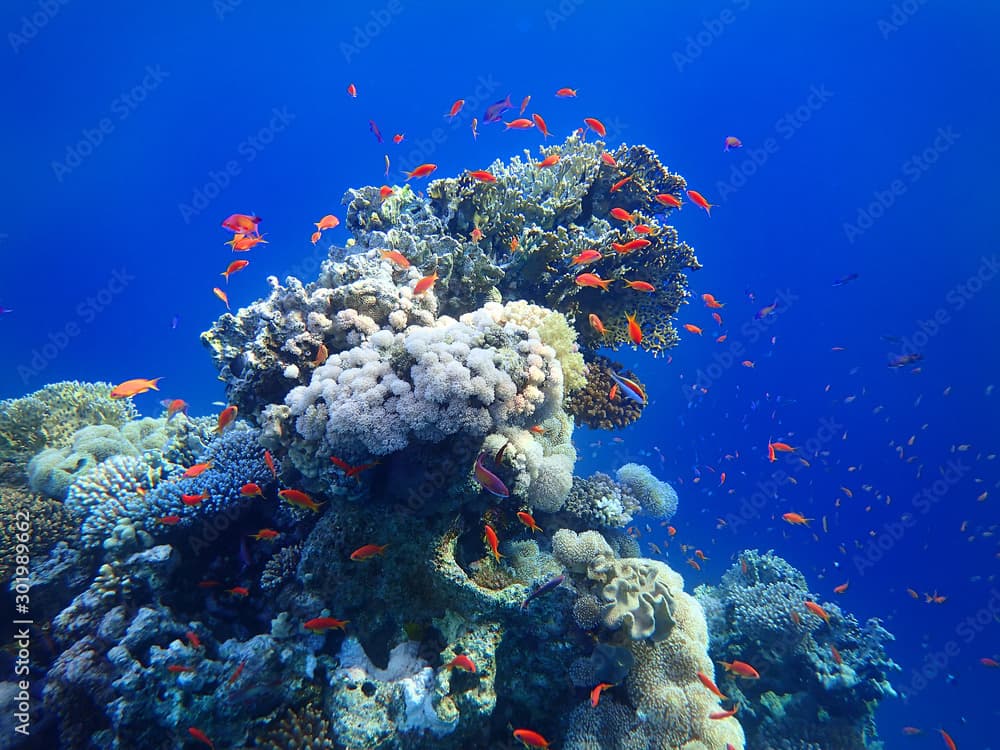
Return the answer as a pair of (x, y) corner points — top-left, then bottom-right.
(566, 354), (645, 430)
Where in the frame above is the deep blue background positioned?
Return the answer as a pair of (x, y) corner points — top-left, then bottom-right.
(2, 1), (999, 745)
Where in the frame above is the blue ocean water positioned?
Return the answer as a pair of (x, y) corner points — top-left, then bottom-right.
(2, 1), (999, 748)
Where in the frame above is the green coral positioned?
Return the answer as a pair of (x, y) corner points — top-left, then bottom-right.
(0, 486), (77, 582)
(0, 381), (137, 470)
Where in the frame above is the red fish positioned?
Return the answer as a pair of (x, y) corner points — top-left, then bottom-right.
(683, 324), (703, 335)
(588, 313), (606, 336)
(724, 136), (742, 151)
(212, 287), (230, 310)
(516, 511), (542, 533)
(167, 664), (194, 674)
(718, 660), (759, 679)
(350, 543), (388, 561)
(227, 661), (246, 686)
(712, 312), (723, 326)
(393, 133), (405, 144)
(405, 163), (437, 180)
(264, 450), (277, 478)
(226, 586), (249, 597)
(330, 456), (380, 479)
(623, 280), (656, 293)
(696, 671), (727, 699)
(626, 312), (642, 345)
(633, 224), (653, 234)
(537, 154), (560, 168)
(555, 88), (577, 97)
(278, 489), (324, 512)
(575, 273), (612, 291)
(216, 405), (238, 433)
(315, 214), (339, 231)
(709, 706), (740, 720)
(612, 238), (651, 253)
(250, 529), (279, 541)
(380, 250), (411, 268)
(310, 231), (321, 245)
(226, 233), (267, 251)
(156, 515), (181, 525)
(834, 581), (850, 594)
(831, 645), (843, 665)
(513, 729), (551, 748)
(939, 729), (957, 750)
(804, 600), (831, 623)
(164, 398), (188, 419)
(504, 118), (535, 129)
(111, 378), (162, 399)
(590, 682), (613, 707)
(185, 630), (202, 649)
(304, 616), (349, 633)
(240, 483), (262, 498)
(610, 207), (635, 223)
(532, 114), (550, 138)
(702, 293), (724, 308)
(483, 524), (502, 563)
(221, 260), (249, 283)
(655, 193), (682, 209)
(346, 83), (357, 98)
(468, 170), (496, 183)
(181, 491), (209, 507)
(519, 95), (531, 114)
(380, 185), (393, 199)
(570, 249), (601, 265)
(188, 727), (214, 749)
(584, 117), (606, 137)
(446, 654), (477, 672)
(611, 176), (633, 193)
(413, 271), (438, 295)
(782, 512), (812, 526)
(221, 214), (261, 235)
(687, 190), (715, 216)
(445, 99), (465, 119)
(601, 152), (617, 167)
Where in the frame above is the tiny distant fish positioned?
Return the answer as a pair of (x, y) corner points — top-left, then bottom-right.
(0, 306), (13, 315)
(724, 136), (742, 151)
(888, 353), (923, 368)
(171, 315), (180, 329)
(483, 94), (513, 123)
(369, 120), (384, 143)
(832, 273), (859, 287)
(755, 300), (779, 319)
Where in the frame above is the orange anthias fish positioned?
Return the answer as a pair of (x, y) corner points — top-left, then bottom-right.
(250, 529), (279, 541)
(575, 273), (612, 291)
(413, 271), (438, 295)
(612, 238), (651, 253)
(445, 99), (465, 118)
(380, 185), (394, 199)
(516, 511), (542, 533)
(188, 728), (214, 750)
(771, 441), (795, 453)
(164, 398), (188, 419)
(221, 213), (261, 235)
(213, 287), (230, 310)
(834, 581), (850, 594)
(724, 135), (742, 151)
(831, 645), (843, 665)
(181, 491), (209, 506)
(590, 682), (613, 707)
(470, 227), (483, 242)
(519, 95), (531, 114)
(216, 405), (238, 433)
(504, 118), (535, 129)
(712, 313), (723, 326)
(315, 214), (339, 231)
(742, 360), (755, 368)
(611, 176), (634, 193)
(310, 231), (321, 245)
(570, 249), (602, 266)
(483, 524), (502, 563)
(555, 88), (577, 97)
(111, 378), (162, 399)
(537, 154), (560, 168)
(939, 729), (957, 750)
(782, 512), (813, 526)
(601, 152), (617, 167)
(533, 114), (550, 138)
(687, 189), (715, 216)
(588, 313), (606, 337)
(278, 489), (324, 512)
(767, 441), (777, 463)
(683, 324), (703, 335)
(182, 461), (213, 478)
(702, 293), (724, 308)
(380, 250), (411, 268)
(513, 728), (551, 748)
(225, 586), (249, 597)
(240, 483), (262, 497)
(312, 343), (329, 366)
(610, 207), (635, 222)
(221, 260), (249, 283)
(468, 170), (496, 183)
(264, 450), (277, 478)
(303, 616), (349, 633)
(804, 600), (831, 623)
(626, 312), (643, 346)
(633, 224), (653, 235)
(156, 515), (181, 525)
(696, 671), (728, 699)
(227, 233), (268, 251)
(623, 280), (656, 293)
(346, 82), (357, 97)
(902, 727), (923, 736)
(350, 543), (389, 561)
(718, 660), (760, 679)
(330, 456), (380, 479)
(584, 117), (606, 137)
(227, 661), (246, 686)
(404, 163), (438, 180)
(446, 654), (477, 672)
(655, 193), (682, 209)
(186, 630), (202, 649)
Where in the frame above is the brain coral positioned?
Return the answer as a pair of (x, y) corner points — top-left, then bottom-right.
(587, 553), (676, 642)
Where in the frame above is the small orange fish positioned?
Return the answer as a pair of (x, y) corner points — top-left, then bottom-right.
(939, 729), (956, 750)
(510, 237), (519, 253)
(504, 118), (535, 129)
(687, 558), (701, 571)
(312, 343), (329, 366)
(584, 117), (606, 137)
(347, 83), (357, 98)
(601, 152), (617, 167)
(741, 360), (755, 368)
(537, 154), (560, 168)
(555, 88), (577, 97)
(380, 250), (411, 268)
(633, 224), (653, 234)
(156, 515), (181, 525)
(906, 587), (919, 599)
(712, 312), (723, 325)
(696, 671), (727, 699)
(831, 645), (843, 665)
(216, 405), (238, 433)
(405, 163), (438, 180)
(167, 664), (195, 674)
(513, 728), (551, 748)
(225, 586), (249, 597)
(575, 273), (612, 291)
(667, 526), (677, 537)
(718, 660), (759, 679)
(213, 287), (230, 310)
(609, 383), (619, 401)
(694, 549), (709, 561)
(350, 543), (389, 561)
(610, 207), (635, 223)
(186, 630), (202, 649)
(413, 271), (438, 295)
(181, 491), (209, 506)
(380, 185), (393, 199)
(771, 442), (795, 453)
(767, 441), (776, 463)
(782, 512), (812, 526)
(834, 581), (850, 594)
(571, 249), (602, 266)
(716, 334), (728, 343)
(519, 95), (531, 114)
(164, 398), (188, 419)
(221, 213), (261, 235)
(445, 99), (465, 118)
(687, 190), (715, 216)
(227, 233), (267, 251)
(310, 231), (321, 245)
(533, 113), (550, 138)
(702, 293), (724, 308)
(682, 323), (703, 336)
(110, 377), (162, 399)
(623, 279), (656, 293)
(303, 616), (349, 633)
(221, 260), (249, 283)
(250, 529), (279, 541)
(610, 176), (634, 192)
(588, 313), (606, 336)
(240, 483), (262, 498)
(626, 312), (643, 345)
(278, 488), (324, 512)
(611, 238), (651, 253)
(468, 170), (496, 183)
(528, 425), (545, 435)
(264, 450), (277, 478)
(188, 727), (214, 749)
(516, 511), (542, 533)
(446, 654), (477, 672)
(315, 214), (339, 231)
(724, 135), (742, 151)
(655, 193), (682, 209)
(483, 524), (502, 563)
(227, 661), (246, 686)
(902, 727), (923, 736)
(804, 600), (830, 623)
(590, 682), (613, 707)
(709, 706), (740, 720)
(470, 227), (483, 242)
(182, 461), (213, 478)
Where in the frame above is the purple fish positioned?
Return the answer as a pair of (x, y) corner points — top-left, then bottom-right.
(521, 574), (565, 610)
(474, 452), (509, 497)
(369, 119), (384, 143)
(482, 95), (513, 124)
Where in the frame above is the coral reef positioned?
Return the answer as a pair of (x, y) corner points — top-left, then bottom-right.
(695, 550), (898, 750)
(255, 704), (335, 750)
(0, 486), (76, 582)
(566, 355), (645, 430)
(615, 463), (678, 521)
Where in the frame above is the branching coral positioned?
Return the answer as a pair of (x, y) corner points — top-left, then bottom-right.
(0, 487), (76, 582)
(562, 472), (640, 528)
(256, 704), (335, 750)
(566, 355), (645, 430)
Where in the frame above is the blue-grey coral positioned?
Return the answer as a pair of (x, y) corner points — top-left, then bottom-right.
(562, 472), (640, 528)
(615, 462), (678, 521)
